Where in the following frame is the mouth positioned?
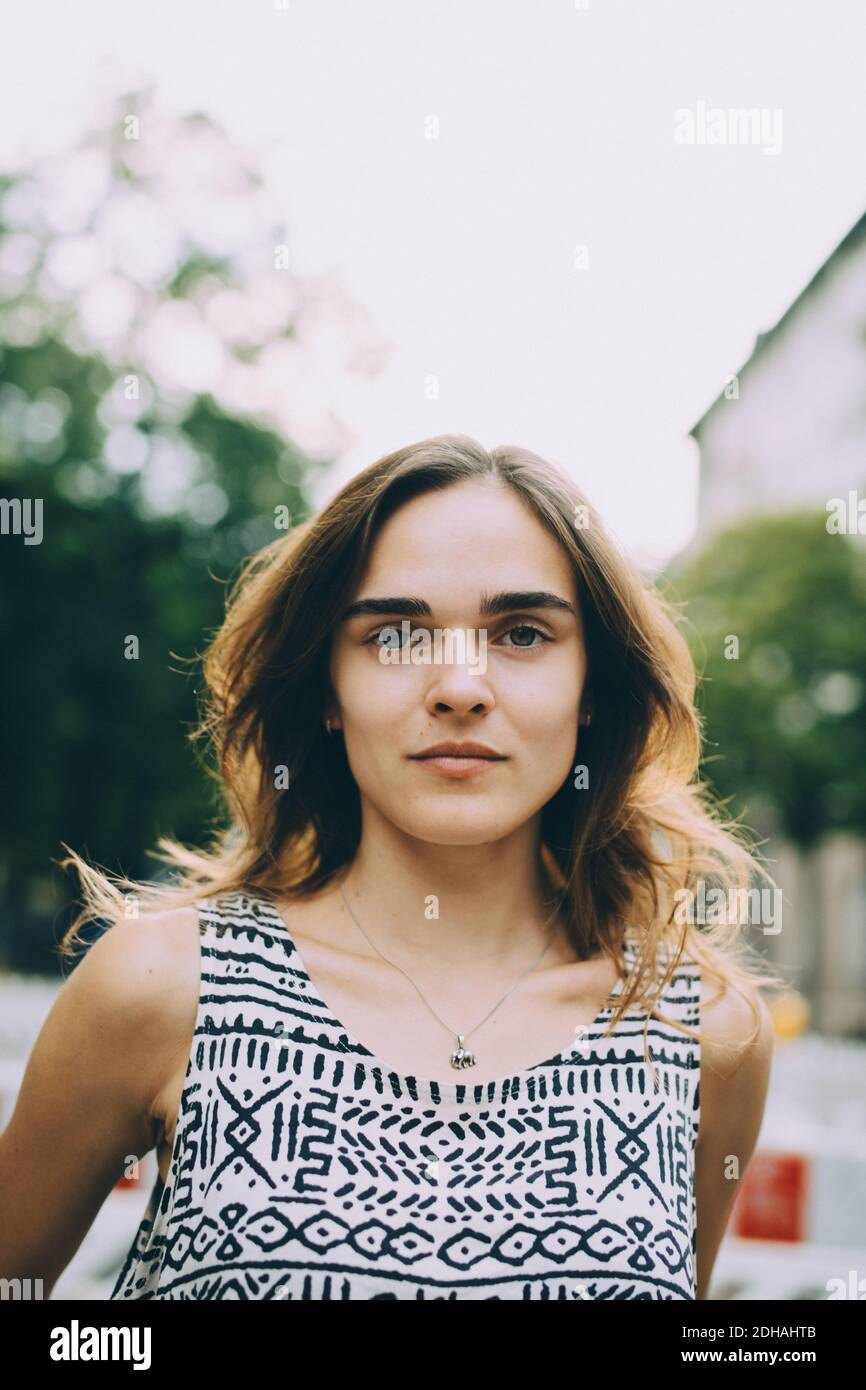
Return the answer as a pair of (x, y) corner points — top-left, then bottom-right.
(408, 744), (506, 778)
(409, 746), (505, 760)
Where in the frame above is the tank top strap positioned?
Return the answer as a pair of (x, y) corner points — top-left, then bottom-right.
(195, 889), (288, 946)
(654, 931), (702, 1039)
(617, 921), (701, 1023)
(191, 889), (307, 1046)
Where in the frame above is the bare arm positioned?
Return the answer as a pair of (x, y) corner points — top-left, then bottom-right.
(695, 981), (775, 1300)
(0, 907), (199, 1296)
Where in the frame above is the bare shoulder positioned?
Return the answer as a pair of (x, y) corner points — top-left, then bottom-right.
(73, 904), (200, 1015)
(697, 958), (775, 1154)
(699, 966), (775, 1082)
(67, 904), (202, 1109)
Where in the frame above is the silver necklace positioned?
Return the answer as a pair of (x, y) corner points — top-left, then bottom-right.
(338, 881), (565, 1070)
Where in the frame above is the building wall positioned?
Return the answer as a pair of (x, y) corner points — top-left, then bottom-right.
(761, 832), (866, 1037)
(695, 242), (866, 536)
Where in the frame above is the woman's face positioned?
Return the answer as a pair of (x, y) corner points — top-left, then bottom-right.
(327, 478), (589, 847)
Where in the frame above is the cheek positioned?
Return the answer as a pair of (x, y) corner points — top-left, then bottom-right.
(339, 651), (418, 721)
(509, 655), (583, 727)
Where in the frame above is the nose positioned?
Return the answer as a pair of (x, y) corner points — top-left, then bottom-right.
(423, 659), (495, 718)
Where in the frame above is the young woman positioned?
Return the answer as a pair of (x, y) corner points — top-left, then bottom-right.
(0, 434), (779, 1301)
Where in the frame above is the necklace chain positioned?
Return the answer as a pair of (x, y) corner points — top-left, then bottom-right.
(337, 881), (565, 1070)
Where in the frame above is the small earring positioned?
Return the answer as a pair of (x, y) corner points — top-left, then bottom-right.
(582, 711), (593, 727)
(325, 718), (333, 735)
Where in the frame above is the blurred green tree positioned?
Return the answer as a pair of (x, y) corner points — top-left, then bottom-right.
(664, 510), (866, 850)
(0, 87), (386, 970)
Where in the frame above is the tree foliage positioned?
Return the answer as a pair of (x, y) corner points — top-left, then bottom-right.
(665, 511), (866, 850)
(0, 88), (382, 970)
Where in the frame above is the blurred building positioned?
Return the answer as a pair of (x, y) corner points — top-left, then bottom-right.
(690, 205), (866, 537)
(684, 204), (866, 1040)
(771, 835), (866, 1036)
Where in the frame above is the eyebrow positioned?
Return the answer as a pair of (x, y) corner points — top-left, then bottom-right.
(340, 589), (577, 622)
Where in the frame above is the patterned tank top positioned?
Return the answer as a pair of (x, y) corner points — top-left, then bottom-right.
(111, 890), (702, 1301)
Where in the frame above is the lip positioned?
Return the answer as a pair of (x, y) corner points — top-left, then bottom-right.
(408, 742), (506, 780)
(409, 742), (505, 760)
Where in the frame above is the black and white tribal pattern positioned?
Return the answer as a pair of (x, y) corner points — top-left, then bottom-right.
(111, 890), (701, 1300)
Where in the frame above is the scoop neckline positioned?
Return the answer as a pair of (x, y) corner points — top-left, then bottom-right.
(252, 892), (634, 1104)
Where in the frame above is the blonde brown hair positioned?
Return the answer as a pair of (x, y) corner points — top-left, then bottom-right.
(59, 433), (785, 1062)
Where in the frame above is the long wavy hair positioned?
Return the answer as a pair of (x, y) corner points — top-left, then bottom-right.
(59, 433), (785, 1062)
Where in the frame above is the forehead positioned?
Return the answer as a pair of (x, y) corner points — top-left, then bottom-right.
(362, 479), (577, 597)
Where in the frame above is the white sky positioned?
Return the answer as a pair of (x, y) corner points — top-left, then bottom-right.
(2, 0), (866, 568)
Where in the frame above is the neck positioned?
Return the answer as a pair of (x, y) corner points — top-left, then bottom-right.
(336, 819), (570, 973)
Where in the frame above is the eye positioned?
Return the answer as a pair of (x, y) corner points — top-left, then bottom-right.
(496, 623), (551, 650)
(363, 625), (415, 650)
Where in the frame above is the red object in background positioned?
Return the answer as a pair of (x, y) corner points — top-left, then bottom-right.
(731, 1151), (809, 1241)
(114, 1171), (142, 1190)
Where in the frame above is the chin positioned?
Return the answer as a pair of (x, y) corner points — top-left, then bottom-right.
(400, 810), (521, 847)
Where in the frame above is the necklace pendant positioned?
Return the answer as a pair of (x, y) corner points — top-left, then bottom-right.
(450, 1034), (476, 1070)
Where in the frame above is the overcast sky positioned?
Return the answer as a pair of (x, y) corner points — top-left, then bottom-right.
(3, 0), (865, 567)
